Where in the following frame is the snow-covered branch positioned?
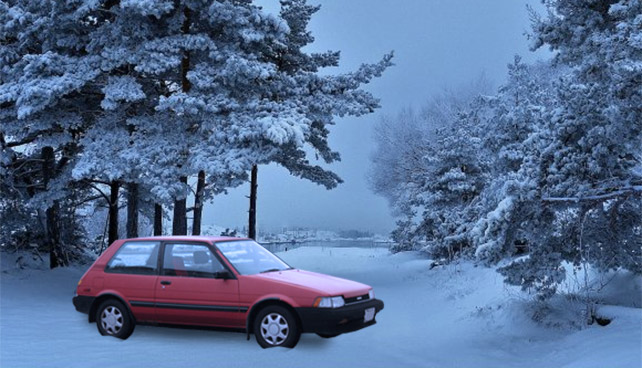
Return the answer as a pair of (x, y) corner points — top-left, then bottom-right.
(542, 186), (642, 203)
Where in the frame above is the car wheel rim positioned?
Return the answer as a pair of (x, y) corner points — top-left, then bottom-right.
(260, 312), (289, 345)
(100, 306), (123, 335)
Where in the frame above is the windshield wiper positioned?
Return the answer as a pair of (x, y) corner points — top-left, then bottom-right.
(260, 268), (282, 273)
(260, 267), (293, 273)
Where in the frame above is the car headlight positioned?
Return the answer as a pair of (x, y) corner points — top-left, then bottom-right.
(368, 289), (375, 300)
(313, 296), (345, 308)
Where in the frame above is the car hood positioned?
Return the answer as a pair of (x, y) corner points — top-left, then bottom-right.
(254, 269), (370, 298)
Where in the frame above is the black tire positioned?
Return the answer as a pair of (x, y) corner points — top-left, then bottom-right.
(254, 305), (300, 348)
(316, 333), (340, 339)
(95, 299), (135, 339)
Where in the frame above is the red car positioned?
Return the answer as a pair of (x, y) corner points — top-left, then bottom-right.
(72, 236), (384, 348)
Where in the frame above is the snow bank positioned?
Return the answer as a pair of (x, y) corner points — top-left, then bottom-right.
(1, 247), (640, 368)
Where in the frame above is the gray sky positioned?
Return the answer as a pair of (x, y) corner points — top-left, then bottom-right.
(203, 0), (549, 235)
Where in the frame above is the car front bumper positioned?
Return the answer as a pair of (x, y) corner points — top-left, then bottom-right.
(296, 298), (384, 335)
(72, 295), (94, 314)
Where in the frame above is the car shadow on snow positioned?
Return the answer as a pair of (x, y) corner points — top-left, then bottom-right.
(122, 323), (333, 348)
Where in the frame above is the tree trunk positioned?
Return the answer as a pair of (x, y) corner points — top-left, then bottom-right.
(126, 182), (138, 238)
(192, 170), (205, 236)
(154, 204), (163, 236)
(45, 204), (63, 268)
(42, 146), (64, 268)
(171, 5), (191, 237)
(248, 165), (258, 240)
(173, 176), (188, 235)
(181, 6), (191, 93)
(108, 180), (120, 246)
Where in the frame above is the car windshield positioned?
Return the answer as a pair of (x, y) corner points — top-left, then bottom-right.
(215, 240), (292, 275)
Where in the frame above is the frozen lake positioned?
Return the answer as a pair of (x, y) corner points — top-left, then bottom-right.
(262, 240), (389, 253)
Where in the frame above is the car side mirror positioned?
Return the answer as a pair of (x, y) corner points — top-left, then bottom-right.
(214, 270), (232, 280)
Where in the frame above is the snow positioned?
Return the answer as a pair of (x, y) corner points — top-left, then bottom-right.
(101, 76), (146, 111)
(1, 247), (640, 368)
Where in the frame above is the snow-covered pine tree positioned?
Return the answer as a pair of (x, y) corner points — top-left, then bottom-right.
(243, 0), (393, 237)
(1, 0), (295, 247)
(1, 1), (106, 265)
(369, 78), (492, 255)
(531, 0), (641, 198)
(498, 0), (642, 298)
(2, 0), (392, 249)
(416, 105), (490, 259)
(266, 0), (392, 186)
(473, 58), (562, 264)
(68, 0), (295, 236)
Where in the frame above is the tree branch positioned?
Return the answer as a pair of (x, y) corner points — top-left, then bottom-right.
(542, 186), (642, 203)
(84, 181), (111, 202)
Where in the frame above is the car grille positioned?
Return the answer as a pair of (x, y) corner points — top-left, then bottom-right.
(344, 293), (370, 305)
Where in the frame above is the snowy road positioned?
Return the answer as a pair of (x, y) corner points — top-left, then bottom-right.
(1, 247), (640, 368)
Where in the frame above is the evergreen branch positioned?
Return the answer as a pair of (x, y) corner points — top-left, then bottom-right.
(542, 186), (642, 203)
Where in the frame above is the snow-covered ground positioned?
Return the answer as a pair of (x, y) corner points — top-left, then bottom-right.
(1, 247), (640, 368)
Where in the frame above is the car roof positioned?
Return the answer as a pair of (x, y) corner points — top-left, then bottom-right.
(119, 236), (250, 243)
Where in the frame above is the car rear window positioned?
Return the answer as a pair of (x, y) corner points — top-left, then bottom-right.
(105, 241), (160, 275)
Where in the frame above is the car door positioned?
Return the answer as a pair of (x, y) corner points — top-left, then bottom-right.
(154, 242), (243, 327)
(103, 241), (160, 322)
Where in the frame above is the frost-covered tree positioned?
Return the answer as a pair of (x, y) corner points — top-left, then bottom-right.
(368, 0), (640, 302)
(496, 0), (642, 299)
(417, 109), (490, 259)
(0, 1), (105, 265)
(472, 58), (562, 263)
(85, 0), (390, 237)
(369, 78), (492, 255)
(2, 0), (391, 260)
(66, 0), (298, 235)
(529, 0), (642, 198)
(243, 0), (393, 238)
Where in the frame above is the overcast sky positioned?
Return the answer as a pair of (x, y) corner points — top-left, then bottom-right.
(202, 0), (550, 235)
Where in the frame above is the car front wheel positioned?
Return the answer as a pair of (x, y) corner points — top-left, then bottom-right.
(254, 305), (300, 348)
(96, 299), (134, 339)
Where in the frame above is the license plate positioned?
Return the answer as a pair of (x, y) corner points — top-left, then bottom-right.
(364, 307), (375, 322)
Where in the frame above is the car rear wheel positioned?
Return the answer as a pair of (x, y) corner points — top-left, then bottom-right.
(254, 305), (300, 348)
(96, 299), (134, 339)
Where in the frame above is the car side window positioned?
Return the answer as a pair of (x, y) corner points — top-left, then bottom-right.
(162, 243), (225, 278)
(105, 241), (160, 275)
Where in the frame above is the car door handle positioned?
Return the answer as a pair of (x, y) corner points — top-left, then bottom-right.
(160, 280), (171, 285)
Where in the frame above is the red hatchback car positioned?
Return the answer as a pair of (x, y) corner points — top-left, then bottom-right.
(73, 236), (384, 348)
